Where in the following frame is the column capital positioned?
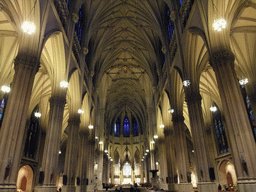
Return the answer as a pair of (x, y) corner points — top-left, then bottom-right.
(68, 116), (81, 126)
(79, 130), (90, 136)
(185, 92), (201, 103)
(210, 51), (235, 68)
(49, 95), (66, 107)
(14, 54), (39, 70)
(172, 115), (184, 123)
(164, 129), (173, 136)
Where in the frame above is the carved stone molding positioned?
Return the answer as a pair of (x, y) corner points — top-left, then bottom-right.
(164, 129), (173, 136)
(49, 95), (66, 107)
(72, 13), (79, 23)
(185, 92), (202, 103)
(68, 116), (81, 126)
(172, 115), (184, 123)
(14, 54), (39, 70)
(210, 51), (235, 69)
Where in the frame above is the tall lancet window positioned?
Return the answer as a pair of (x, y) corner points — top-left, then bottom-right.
(75, 7), (83, 44)
(24, 106), (40, 159)
(133, 117), (138, 137)
(240, 85), (256, 141)
(212, 103), (229, 155)
(124, 117), (130, 137)
(0, 99), (6, 128)
(114, 118), (120, 137)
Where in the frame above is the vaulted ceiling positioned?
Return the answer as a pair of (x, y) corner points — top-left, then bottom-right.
(81, 0), (171, 126)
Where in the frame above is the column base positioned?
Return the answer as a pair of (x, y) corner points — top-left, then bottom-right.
(197, 182), (217, 192)
(168, 183), (179, 192)
(158, 183), (168, 190)
(62, 185), (76, 192)
(0, 184), (16, 192)
(178, 183), (193, 192)
(237, 179), (256, 192)
(87, 184), (96, 192)
(35, 185), (57, 192)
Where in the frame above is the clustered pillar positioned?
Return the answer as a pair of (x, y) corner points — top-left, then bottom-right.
(211, 51), (256, 191)
(0, 54), (39, 192)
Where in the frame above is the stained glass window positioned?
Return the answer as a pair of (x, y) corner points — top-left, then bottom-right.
(240, 86), (256, 141)
(0, 98), (7, 128)
(212, 104), (229, 155)
(24, 106), (40, 159)
(114, 118), (120, 137)
(75, 7), (83, 44)
(133, 117), (138, 136)
(124, 117), (130, 137)
(167, 8), (175, 41)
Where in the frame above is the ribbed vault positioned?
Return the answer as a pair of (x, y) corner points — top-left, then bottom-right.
(81, 0), (170, 132)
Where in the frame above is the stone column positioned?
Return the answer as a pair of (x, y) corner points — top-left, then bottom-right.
(0, 54), (38, 192)
(87, 140), (96, 192)
(77, 131), (89, 192)
(210, 52), (256, 191)
(140, 161), (144, 184)
(62, 116), (80, 192)
(36, 95), (66, 192)
(164, 129), (179, 192)
(172, 115), (193, 192)
(185, 92), (217, 192)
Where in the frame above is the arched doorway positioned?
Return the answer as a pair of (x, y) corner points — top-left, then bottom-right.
(218, 160), (237, 191)
(17, 165), (33, 192)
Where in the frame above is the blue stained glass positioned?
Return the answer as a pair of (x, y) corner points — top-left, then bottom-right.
(241, 85), (256, 141)
(114, 118), (120, 137)
(133, 118), (138, 136)
(167, 9), (175, 41)
(75, 7), (83, 44)
(124, 117), (130, 137)
(213, 104), (229, 155)
(180, 0), (183, 5)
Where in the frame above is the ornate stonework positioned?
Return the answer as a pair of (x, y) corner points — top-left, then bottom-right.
(185, 92), (202, 102)
(14, 54), (39, 70)
(172, 115), (185, 123)
(210, 51), (235, 68)
(49, 95), (66, 107)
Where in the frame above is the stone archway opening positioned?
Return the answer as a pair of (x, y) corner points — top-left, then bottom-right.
(219, 160), (237, 191)
(17, 165), (33, 192)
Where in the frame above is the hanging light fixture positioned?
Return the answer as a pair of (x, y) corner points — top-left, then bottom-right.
(168, 108), (174, 114)
(95, 136), (99, 140)
(213, 19), (227, 31)
(60, 81), (68, 88)
(146, 149), (149, 153)
(151, 140), (155, 144)
(22, 21), (36, 34)
(183, 80), (191, 87)
(99, 141), (103, 145)
(154, 135), (158, 139)
(1, 85), (10, 93)
(239, 78), (249, 86)
(104, 150), (108, 153)
(159, 124), (165, 129)
(78, 109), (84, 114)
(88, 124), (94, 129)
(34, 111), (41, 118)
(210, 106), (217, 112)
